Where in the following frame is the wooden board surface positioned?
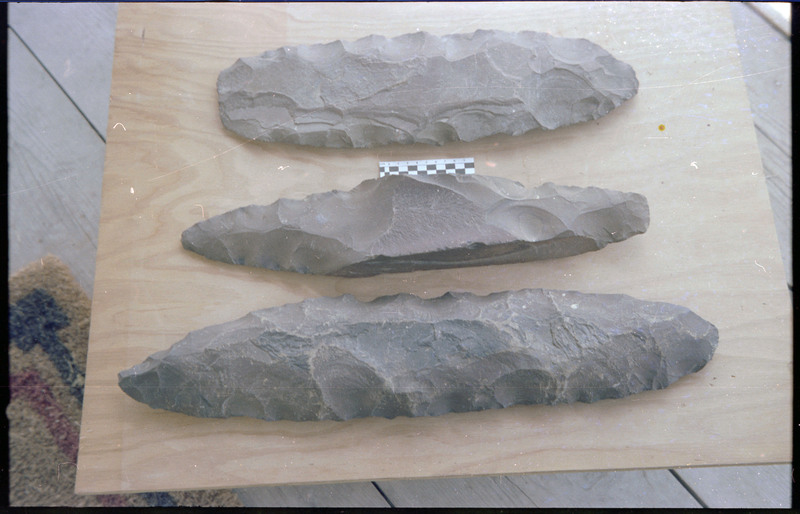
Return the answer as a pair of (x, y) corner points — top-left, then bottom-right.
(75, 2), (792, 494)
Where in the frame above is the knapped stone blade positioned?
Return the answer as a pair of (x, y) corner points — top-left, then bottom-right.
(218, 29), (639, 148)
(118, 289), (718, 422)
(181, 173), (649, 277)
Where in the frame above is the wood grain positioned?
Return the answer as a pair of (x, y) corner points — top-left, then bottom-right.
(7, 29), (106, 297)
(9, 3), (119, 139)
(75, 2), (792, 494)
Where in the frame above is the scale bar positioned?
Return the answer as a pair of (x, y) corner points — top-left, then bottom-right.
(379, 158), (475, 178)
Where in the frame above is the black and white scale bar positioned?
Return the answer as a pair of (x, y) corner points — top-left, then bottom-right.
(379, 158), (475, 178)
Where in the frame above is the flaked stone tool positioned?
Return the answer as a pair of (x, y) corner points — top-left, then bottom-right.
(218, 29), (639, 148)
(181, 173), (650, 277)
(118, 289), (718, 422)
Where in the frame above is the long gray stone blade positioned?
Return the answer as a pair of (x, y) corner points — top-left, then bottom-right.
(181, 174), (649, 277)
(118, 289), (718, 422)
(218, 29), (639, 148)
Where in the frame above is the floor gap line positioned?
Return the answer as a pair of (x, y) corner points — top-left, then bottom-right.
(8, 25), (107, 144)
(371, 482), (396, 508)
(502, 475), (539, 507)
(754, 124), (792, 160)
(669, 469), (709, 508)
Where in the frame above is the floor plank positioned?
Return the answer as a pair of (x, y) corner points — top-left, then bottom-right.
(729, 2), (792, 285)
(7, 29), (106, 297)
(375, 476), (536, 508)
(376, 470), (701, 508)
(234, 482), (390, 508)
(8, 3), (118, 139)
(748, 2), (791, 37)
(507, 470), (701, 508)
(676, 464), (792, 509)
(752, 125), (792, 285)
(7, 1), (790, 508)
(731, 2), (791, 155)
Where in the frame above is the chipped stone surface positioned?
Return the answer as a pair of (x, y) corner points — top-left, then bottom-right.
(181, 174), (649, 277)
(118, 289), (718, 422)
(217, 29), (639, 148)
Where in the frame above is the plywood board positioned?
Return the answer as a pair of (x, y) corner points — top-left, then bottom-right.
(76, 2), (792, 494)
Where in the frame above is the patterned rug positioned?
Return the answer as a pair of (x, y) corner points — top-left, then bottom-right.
(8, 256), (243, 507)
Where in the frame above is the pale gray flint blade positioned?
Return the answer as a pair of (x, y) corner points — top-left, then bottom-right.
(181, 173), (649, 277)
(118, 289), (719, 422)
(217, 29), (639, 148)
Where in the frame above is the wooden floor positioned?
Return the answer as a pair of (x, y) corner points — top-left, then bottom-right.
(7, 3), (792, 508)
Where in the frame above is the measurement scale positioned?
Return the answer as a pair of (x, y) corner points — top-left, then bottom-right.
(379, 158), (475, 178)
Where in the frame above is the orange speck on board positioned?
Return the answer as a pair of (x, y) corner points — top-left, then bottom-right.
(658, 124), (666, 131)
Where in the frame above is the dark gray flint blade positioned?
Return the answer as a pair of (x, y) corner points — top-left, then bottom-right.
(217, 29), (639, 148)
(118, 289), (719, 422)
(181, 173), (649, 277)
